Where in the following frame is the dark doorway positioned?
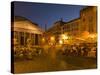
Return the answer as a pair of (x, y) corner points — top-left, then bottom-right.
(20, 36), (24, 46)
(35, 34), (38, 45)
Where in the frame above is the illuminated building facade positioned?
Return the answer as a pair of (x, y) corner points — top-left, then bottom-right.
(46, 6), (97, 44)
(62, 18), (80, 37)
(11, 16), (44, 47)
(80, 6), (97, 34)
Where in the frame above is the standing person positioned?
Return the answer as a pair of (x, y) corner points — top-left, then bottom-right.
(82, 44), (88, 57)
(72, 46), (77, 56)
(77, 45), (81, 56)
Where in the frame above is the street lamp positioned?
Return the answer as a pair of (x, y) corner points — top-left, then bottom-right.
(50, 36), (55, 41)
(59, 40), (63, 45)
(89, 34), (96, 39)
(60, 34), (69, 44)
(61, 34), (68, 40)
(42, 38), (45, 42)
(50, 36), (55, 45)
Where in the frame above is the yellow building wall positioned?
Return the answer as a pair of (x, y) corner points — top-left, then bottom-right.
(80, 6), (97, 34)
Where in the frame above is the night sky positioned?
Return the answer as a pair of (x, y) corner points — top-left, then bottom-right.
(13, 1), (86, 29)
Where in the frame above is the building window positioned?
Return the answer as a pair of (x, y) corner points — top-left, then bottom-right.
(89, 16), (93, 22)
(89, 16), (93, 33)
